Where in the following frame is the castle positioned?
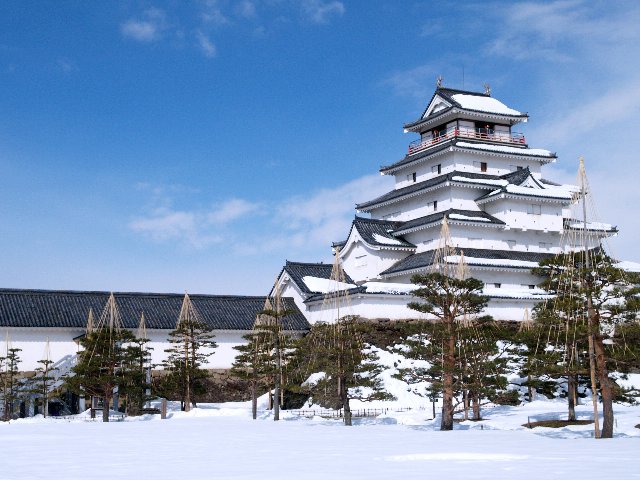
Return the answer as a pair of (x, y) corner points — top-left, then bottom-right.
(276, 85), (619, 323)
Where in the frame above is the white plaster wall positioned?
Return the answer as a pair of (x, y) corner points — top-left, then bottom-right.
(6, 327), (254, 372)
(341, 240), (410, 283)
(279, 279), (308, 317)
(485, 199), (564, 232)
(2, 327), (84, 371)
(304, 294), (542, 323)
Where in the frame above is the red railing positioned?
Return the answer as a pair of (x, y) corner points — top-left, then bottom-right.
(408, 127), (526, 155)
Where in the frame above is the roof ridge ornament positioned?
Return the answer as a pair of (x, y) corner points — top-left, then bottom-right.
(483, 82), (491, 95)
(436, 75), (443, 88)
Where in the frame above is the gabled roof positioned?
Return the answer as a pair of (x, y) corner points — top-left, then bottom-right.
(0, 289), (310, 331)
(357, 168), (542, 213)
(393, 209), (505, 235)
(342, 217), (416, 249)
(380, 139), (555, 175)
(380, 248), (554, 277)
(279, 261), (356, 295)
(404, 87), (528, 131)
(357, 170), (501, 211)
(476, 168), (575, 203)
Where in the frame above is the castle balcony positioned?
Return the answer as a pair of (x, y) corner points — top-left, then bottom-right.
(407, 127), (526, 155)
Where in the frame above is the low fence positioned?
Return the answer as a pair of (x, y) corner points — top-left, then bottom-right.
(288, 407), (419, 418)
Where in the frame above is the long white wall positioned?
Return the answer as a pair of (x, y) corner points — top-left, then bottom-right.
(3, 327), (251, 372)
(304, 293), (542, 323)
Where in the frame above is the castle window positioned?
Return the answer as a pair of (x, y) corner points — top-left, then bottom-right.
(473, 161), (488, 172)
(431, 164), (441, 174)
(494, 283), (501, 288)
(507, 240), (516, 248)
(406, 173), (416, 183)
(527, 204), (541, 215)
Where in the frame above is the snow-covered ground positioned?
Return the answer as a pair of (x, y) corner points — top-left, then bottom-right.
(1, 348), (639, 479)
(1, 400), (639, 479)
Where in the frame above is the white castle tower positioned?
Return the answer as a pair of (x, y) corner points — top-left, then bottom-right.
(275, 85), (618, 322)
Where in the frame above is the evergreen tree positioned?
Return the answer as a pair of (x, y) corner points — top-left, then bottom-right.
(66, 326), (137, 422)
(119, 336), (152, 416)
(161, 294), (217, 411)
(253, 295), (297, 421)
(32, 357), (57, 417)
(533, 250), (640, 437)
(407, 272), (488, 430)
(301, 318), (393, 426)
(230, 330), (273, 419)
(0, 347), (22, 421)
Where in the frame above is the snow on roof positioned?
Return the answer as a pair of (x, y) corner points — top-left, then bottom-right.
(616, 261), (640, 273)
(302, 276), (357, 293)
(503, 184), (574, 199)
(448, 213), (492, 222)
(483, 286), (550, 299)
(445, 255), (539, 268)
(450, 94), (524, 116)
(362, 282), (418, 295)
(456, 141), (554, 158)
(566, 220), (614, 231)
(372, 233), (405, 246)
(452, 176), (509, 187)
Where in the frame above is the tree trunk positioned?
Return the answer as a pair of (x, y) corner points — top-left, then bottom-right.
(251, 380), (257, 420)
(341, 376), (352, 426)
(102, 396), (109, 423)
(593, 328), (614, 438)
(274, 336), (281, 421)
(471, 392), (481, 421)
(463, 389), (469, 421)
(527, 373), (534, 402)
(567, 374), (577, 421)
(441, 317), (456, 431)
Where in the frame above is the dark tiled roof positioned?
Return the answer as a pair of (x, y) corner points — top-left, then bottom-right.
(281, 261), (356, 295)
(393, 209), (505, 235)
(349, 217), (415, 248)
(381, 248), (554, 276)
(357, 170), (503, 211)
(475, 168), (570, 202)
(0, 289), (310, 331)
(404, 87), (528, 130)
(380, 138), (552, 174)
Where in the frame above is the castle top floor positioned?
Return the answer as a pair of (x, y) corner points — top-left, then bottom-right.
(405, 86), (529, 133)
(402, 86), (530, 157)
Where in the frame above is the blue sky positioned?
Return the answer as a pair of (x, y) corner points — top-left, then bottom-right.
(1, 0), (639, 295)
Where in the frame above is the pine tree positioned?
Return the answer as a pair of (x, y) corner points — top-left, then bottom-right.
(253, 292), (296, 421)
(534, 250), (640, 437)
(66, 326), (137, 422)
(407, 272), (489, 430)
(301, 318), (393, 426)
(230, 330), (273, 419)
(66, 293), (140, 422)
(0, 346), (22, 421)
(161, 294), (217, 411)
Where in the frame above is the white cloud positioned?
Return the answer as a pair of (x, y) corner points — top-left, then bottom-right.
(301, 0), (345, 24)
(201, 0), (231, 26)
(195, 30), (217, 58)
(56, 57), (77, 74)
(129, 191), (261, 249)
(207, 198), (261, 224)
(531, 82), (640, 146)
(383, 64), (439, 100)
(129, 174), (392, 258)
(237, 1), (257, 19)
(121, 8), (168, 42)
